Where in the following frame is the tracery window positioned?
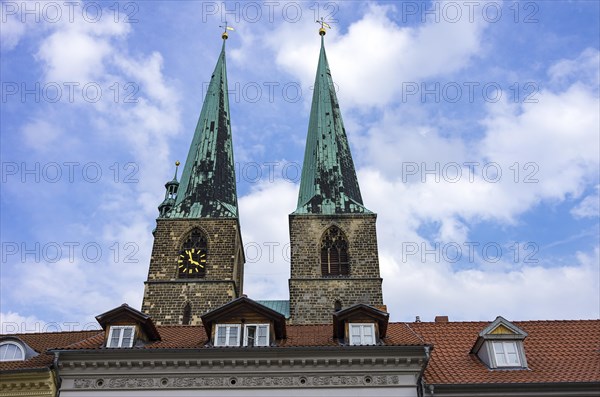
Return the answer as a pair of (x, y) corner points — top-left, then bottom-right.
(321, 226), (349, 276)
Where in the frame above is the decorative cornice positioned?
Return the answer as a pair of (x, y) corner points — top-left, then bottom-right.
(73, 374), (404, 390)
(59, 355), (424, 371)
(0, 370), (55, 396)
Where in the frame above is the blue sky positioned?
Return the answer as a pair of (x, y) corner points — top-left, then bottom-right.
(1, 0), (599, 332)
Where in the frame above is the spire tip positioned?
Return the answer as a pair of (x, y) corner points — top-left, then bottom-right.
(220, 22), (234, 40)
(316, 18), (331, 36)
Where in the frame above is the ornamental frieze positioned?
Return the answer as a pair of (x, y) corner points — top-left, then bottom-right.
(72, 374), (402, 389)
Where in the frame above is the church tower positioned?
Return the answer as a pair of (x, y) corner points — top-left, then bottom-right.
(289, 27), (384, 324)
(142, 31), (244, 325)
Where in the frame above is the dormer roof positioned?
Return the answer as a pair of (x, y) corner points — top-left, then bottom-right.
(95, 303), (160, 341)
(332, 304), (390, 339)
(471, 316), (528, 354)
(201, 297), (287, 340)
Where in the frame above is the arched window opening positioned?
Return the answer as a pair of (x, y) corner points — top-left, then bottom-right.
(0, 342), (25, 361)
(182, 302), (192, 325)
(178, 229), (208, 279)
(321, 226), (349, 277)
(334, 300), (343, 312)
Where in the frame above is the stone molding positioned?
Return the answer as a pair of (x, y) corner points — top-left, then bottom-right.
(73, 374), (405, 390)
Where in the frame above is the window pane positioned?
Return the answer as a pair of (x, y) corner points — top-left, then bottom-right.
(228, 326), (238, 346)
(506, 342), (520, 365)
(507, 352), (520, 364)
(109, 328), (121, 348)
(5, 345), (15, 359)
(246, 326), (256, 347)
(0, 344), (23, 361)
(493, 341), (504, 354)
(122, 327), (133, 347)
(258, 325), (268, 346)
(363, 325), (374, 344)
(350, 325), (362, 345)
(505, 342), (517, 353)
(216, 326), (226, 346)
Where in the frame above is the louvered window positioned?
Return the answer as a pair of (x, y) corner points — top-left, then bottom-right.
(321, 226), (349, 276)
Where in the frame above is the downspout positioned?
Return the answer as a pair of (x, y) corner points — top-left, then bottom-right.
(53, 351), (62, 397)
(417, 345), (432, 397)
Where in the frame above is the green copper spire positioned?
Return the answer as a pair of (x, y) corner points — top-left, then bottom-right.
(168, 38), (238, 218)
(294, 33), (370, 215)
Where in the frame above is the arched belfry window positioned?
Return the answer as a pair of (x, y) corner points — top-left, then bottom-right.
(321, 226), (349, 277)
(178, 229), (208, 279)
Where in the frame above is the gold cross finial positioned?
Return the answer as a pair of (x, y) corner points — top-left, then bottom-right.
(316, 17), (332, 36)
(219, 21), (234, 40)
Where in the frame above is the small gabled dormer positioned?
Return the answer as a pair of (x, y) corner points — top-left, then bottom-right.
(95, 303), (161, 348)
(0, 337), (38, 361)
(471, 316), (528, 369)
(333, 304), (389, 346)
(201, 297), (286, 347)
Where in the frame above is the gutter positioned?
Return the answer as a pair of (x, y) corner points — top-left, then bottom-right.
(417, 345), (433, 397)
(422, 381), (600, 396)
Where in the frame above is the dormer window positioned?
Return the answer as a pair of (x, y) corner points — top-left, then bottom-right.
(0, 341), (25, 361)
(95, 304), (161, 348)
(215, 324), (240, 347)
(214, 324), (270, 347)
(202, 297), (286, 348)
(492, 341), (521, 367)
(471, 316), (528, 369)
(333, 304), (389, 346)
(349, 323), (375, 345)
(107, 326), (135, 348)
(244, 324), (269, 347)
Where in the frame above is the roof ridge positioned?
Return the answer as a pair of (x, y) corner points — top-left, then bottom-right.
(2, 329), (101, 337)
(403, 323), (426, 344)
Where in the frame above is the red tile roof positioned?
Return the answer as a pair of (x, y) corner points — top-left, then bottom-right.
(0, 330), (99, 372)
(408, 320), (600, 385)
(3, 319), (598, 387)
(57, 323), (425, 350)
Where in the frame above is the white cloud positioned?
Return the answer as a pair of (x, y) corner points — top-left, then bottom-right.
(21, 119), (64, 151)
(238, 178), (298, 300)
(0, 11), (26, 50)
(265, 2), (486, 108)
(358, 48), (600, 229)
(0, 312), (42, 334)
(571, 186), (600, 219)
(549, 47), (600, 89)
(381, 247), (600, 321)
(0, 311), (99, 334)
(2, 2), (181, 325)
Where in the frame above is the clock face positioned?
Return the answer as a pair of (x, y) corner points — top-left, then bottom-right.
(178, 248), (207, 276)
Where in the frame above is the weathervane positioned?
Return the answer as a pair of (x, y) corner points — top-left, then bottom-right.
(219, 21), (234, 40)
(316, 17), (332, 36)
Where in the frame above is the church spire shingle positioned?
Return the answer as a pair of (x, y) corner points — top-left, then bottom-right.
(167, 38), (238, 218)
(294, 31), (370, 215)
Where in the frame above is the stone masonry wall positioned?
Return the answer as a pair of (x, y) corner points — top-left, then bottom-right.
(289, 279), (383, 324)
(142, 218), (244, 325)
(288, 214), (384, 324)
